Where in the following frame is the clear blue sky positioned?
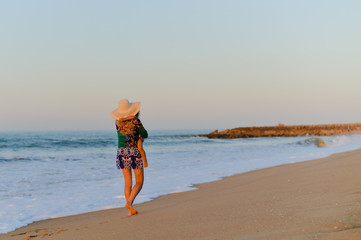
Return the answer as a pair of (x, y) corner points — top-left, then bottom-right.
(1, 0), (361, 131)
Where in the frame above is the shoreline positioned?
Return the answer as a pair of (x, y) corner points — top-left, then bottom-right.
(2, 148), (361, 239)
(3, 130), (360, 235)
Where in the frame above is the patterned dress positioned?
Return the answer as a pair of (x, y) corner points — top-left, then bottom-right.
(115, 117), (148, 169)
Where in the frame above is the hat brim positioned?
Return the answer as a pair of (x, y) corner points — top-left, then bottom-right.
(110, 102), (141, 120)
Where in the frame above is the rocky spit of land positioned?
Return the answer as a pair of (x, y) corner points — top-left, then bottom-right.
(200, 123), (361, 139)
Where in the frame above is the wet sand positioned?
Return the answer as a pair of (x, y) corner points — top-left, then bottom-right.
(2, 149), (361, 240)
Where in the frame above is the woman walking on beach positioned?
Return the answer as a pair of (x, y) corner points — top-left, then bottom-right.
(110, 99), (148, 216)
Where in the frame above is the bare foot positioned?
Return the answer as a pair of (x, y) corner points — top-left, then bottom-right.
(128, 209), (133, 217)
(125, 203), (138, 215)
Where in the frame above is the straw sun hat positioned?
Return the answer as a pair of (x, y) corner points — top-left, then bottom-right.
(110, 99), (141, 120)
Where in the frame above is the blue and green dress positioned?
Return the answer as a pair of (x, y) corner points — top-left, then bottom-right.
(115, 117), (148, 169)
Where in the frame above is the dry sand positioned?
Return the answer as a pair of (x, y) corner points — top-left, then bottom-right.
(2, 149), (361, 240)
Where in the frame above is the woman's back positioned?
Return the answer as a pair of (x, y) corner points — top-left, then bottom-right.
(116, 117), (148, 148)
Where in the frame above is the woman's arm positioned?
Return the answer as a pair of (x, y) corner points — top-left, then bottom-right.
(135, 118), (148, 139)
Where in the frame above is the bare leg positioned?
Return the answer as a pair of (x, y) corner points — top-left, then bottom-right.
(125, 168), (144, 215)
(121, 169), (133, 216)
(128, 168), (144, 204)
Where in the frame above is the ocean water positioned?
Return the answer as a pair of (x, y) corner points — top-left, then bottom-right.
(1, 129), (361, 233)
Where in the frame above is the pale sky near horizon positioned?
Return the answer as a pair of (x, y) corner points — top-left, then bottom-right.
(1, 0), (361, 131)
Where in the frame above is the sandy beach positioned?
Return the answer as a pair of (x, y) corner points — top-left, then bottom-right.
(2, 149), (361, 240)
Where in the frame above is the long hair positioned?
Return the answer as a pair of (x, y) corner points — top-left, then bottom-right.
(116, 112), (140, 129)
